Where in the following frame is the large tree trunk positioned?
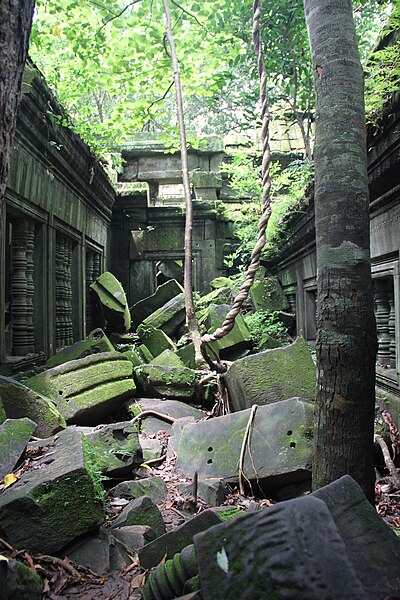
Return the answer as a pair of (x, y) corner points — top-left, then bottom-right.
(304, 0), (377, 502)
(0, 0), (35, 243)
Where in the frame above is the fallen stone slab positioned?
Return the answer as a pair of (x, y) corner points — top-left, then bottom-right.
(0, 376), (66, 438)
(194, 496), (366, 600)
(122, 346), (145, 367)
(46, 328), (115, 368)
(111, 525), (157, 552)
(128, 398), (204, 432)
(312, 475), (400, 599)
(27, 352), (135, 425)
(63, 527), (133, 575)
(90, 271), (131, 332)
(176, 478), (228, 507)
(0, 554), (42, 599)
(0, 427), (105, 553)
(134, 364), (196, 401)
(224, 336), (316, 411)
(250, 267), (289, 312)
(131, 280), (183, 330)
(81, 420), (142, 477)
(142, 293), (185, 337)
(151, 349), (185, 368)
(111, 495), (165, 538)
(137, 324), (175, 358)
(140, 437), (164, 462)
(176, 343), (196, 369)
(110, 477), (168, 504)
(173, 398), (314, 487)
(139, 506), (242, 569)
(206, 304), (252, 358)
(0, 418), (36, 479)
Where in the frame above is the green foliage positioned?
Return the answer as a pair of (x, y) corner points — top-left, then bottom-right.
(224, 153), (313, 269)
(243, 310), (288, 351)
(364, 5), (400, 125)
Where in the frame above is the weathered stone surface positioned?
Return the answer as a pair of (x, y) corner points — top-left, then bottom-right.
(174, 398), (313, 486)
(90, 271), (131, 332)
(63, 527), (132, 575)
(176, 343), (196, 369)
(206, 304), (251, 358)
(0, 418), (36, 479)
(0, 376), (66, 438)
(0, 428), (105, 553)
(111, 525), (157, 552)
(139, 506), (242, 569)
(137, 324), (175, 358)
(151, 349), (185, 368)
(111, 495), (165, 538)
(134, 364), (196, 401)
(46, 328), (115, 368)
(27, 352), (135, 425)
(312, 475), (400, 599)
(176, 478), (228, 507)
(224, 337), (316, 411)
(82, 421), (142, 477)
(142, 294), (185, 336)
(140, 437), (163, 462)
(250, 267), (289, 312)
(138, 344), (154, 363)
(110, 477), (168, 504)
(194, 496), (366, 600)
(122, 346), (145, 367)
(131, 280), (183, 330)
(0, 554), (42, 599)
(127, 398), (204, 435)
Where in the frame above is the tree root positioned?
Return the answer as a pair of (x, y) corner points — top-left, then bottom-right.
(239, 405), (258, 495)
(375, 434), (400, 489)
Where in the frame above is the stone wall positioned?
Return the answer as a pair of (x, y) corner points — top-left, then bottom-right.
(0, 61), (115, 371)
(268, 92), (400, 421)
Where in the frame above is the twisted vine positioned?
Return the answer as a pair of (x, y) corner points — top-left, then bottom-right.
(200, 0), (273, 372)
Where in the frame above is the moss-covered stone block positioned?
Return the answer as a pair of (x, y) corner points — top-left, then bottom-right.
(0, 418), (36, 479)
(137, 324), (175, 358)
(139, 507), (242, 569)
(250, 267), (289, 312)
(110, 477), (168, 504)
(46, 328), (115, 368)
(134, 364), (196, 401)
(122, 346), (145, 367)
(224, 337), (316, 412)
(176, 343), (196, 369)
(126, 398), (204, 435)
(0, 428), (105, 553)
(111, 495), (165, 537)
(0, 376), (66, 438)
(82, 420), (142, 477)
(131, 280), (183, 330)
(138, 344), (154, 363)
(174, 398), (314, 486)
(206, 304), (251, 358)
(90, 271), (131, 332)
(142, 294), (185, 337)
(150, 349), (184, 368)
(0, 401), (5, 424)
(0, 555), (42, 599)
(27, 352), (135, 425)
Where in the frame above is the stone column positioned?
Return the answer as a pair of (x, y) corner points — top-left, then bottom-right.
(374, 279), (391, 367)
(388, 282), (396, 369)
(11, 218), (35, 355)
(55, 234), (74, 349)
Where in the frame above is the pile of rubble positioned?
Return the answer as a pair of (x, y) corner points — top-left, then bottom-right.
(0, 272), (398, 599)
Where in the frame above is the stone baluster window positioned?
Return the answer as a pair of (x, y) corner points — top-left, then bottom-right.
(85, 250), (102, 334)
(55, 233), (74, 350)
(387, 279), (396, 370)
(374, 278), (392, 368)
(11, 218), (36, 355)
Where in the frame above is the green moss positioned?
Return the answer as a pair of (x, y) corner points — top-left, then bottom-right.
(81, 436), (107, 502)
(217, 507), (244, 521)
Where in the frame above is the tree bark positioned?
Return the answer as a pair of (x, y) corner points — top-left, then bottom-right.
(304, 0), (377, 502)
(161, 0), (204, 367)
(0, 0), (35, 241)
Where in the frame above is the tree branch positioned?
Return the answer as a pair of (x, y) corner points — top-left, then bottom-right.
(96, 0), (142, 35)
